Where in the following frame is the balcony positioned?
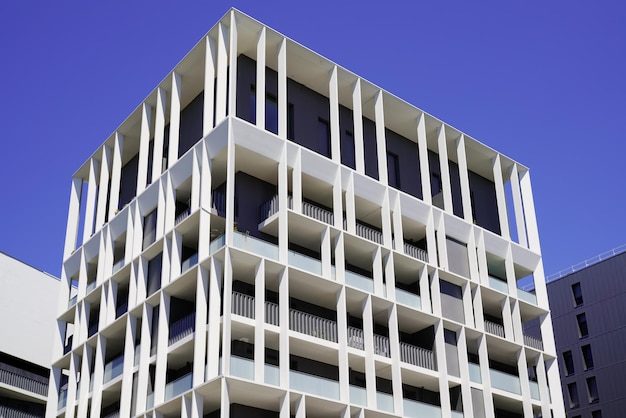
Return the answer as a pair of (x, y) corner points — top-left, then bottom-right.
(67, 295), (77, 309)
(290, 369), (339, 400)
(517, 288), (537, 304)
(0, 403), (44, 418)
(347, 327), (364, 350)
(490, 368), (521, 395)
(288, 250), (322, 276)
(530, 380), (540, 400)
(230, 355), (254, 380)
(88, 321), (99, 338)
(164, 372), (192, 401)
(0, 364), (48, 396)
(373, 334), (390, 357)
(396, 288), (421, 310)
(102, 410), (121, 418)
(376, 391), (394, 413)
(469, 362), (481, 383)
(86, 280), (97, 293)
(399, 342), (435, 370)
(181, 253), (198, 273)
(260, 195), (334, 226)
(58, 387), (68, 409)
(169, 312), (196, 345)
(63, 336), (73, 355)
(488, 276), (508, 294)
(103, 354), (124, 384)
(289, 309), (338, 343)
(231, 292), (280, 325)
(523, 334), (543, 351)
(175, 204), (191, 225)
(265, 300), (279, 326)
(209, 234), (226, 255)
(484, 320), (505, 338)
(115, 301), (128, 318)
(265, 363), (280, 386)
(403, 398), (443, 418)
(353, 221), (383, 244)
(233, 231), (278, 260)
(403, 241), (428, 263)
(112, 259), (125, 274)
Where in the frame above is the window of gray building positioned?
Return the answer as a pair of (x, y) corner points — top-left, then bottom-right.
(571, 282), (584, 306)
(563, 350), (575, 375)
(586, 376), (599, 403)
(576, 313), (589, 338)
(591, 410), (602, 418)
(581, 344), (594, 370)
(567, 382), (580, 408)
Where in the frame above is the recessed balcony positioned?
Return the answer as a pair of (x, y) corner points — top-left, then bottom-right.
(169, 312), (196, 345)
(484, 320), (505, 338)
(164, 372), (192, 401)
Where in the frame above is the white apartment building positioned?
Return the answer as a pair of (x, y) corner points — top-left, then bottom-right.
(0, 251), (59, 417)
(47, 9), (565, 418)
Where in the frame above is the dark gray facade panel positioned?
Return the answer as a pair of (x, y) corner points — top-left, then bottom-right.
(543, 251), (626, 417)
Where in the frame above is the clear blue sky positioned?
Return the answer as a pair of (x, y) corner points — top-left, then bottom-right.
(1, 1), (624, 278)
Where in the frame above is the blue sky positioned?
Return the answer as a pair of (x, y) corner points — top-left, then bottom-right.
(0, 1), (624, 278)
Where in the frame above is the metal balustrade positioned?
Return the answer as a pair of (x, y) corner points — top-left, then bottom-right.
(403, 242), (428, 262)
(347, 327), (364, 350)
(232, 292), (255, 319)
(524, 334), (544, 350)
(260, 195), (335, 225)
(102, 411), (121, 418)
(373, 334), (390, 357)
(211, 189), (226, 214)
(484, 320), (505, 338)
(112, 258), (125, 273)
(103, 355), (124, 383)
(175, 206), (191, 225)
(0, 366), (48, 396)
(168, 313), (196, 345)
(265, 301), (279, 326)
(289, 309), (338, 343)
(0, 404), (44, 418)
(399, 342), (435, 370)
(355, 221), (383, 244)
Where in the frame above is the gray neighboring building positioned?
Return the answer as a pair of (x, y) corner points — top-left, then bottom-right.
(533, 249), (626, 418)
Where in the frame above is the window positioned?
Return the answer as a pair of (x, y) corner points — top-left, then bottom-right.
(581, 344), (594, 370)
(142, 209), (158, 250)
(317, 118), (331, 157)
(431, 172), (442, 195)
(576, 313), (589, 338)
(567, 382), (580, 408)
(586, 376), (599, 403)
(387, 152), (400, 188)
(341, 130), (356, 169)
(563, 350), (575, 375)
(287, 103), (295, 140)
(571, 282), (584, 306)
(249, 85), (279, 134)
(444, 329), (457, 345)
(592, 410), (602, 418)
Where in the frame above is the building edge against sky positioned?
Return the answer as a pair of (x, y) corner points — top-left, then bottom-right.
(48, 8), (565, 418)
(0, 251), (59, 417)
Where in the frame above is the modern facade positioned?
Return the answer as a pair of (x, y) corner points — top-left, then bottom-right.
(0, 251), (59, 417)
(532, 249), (626, 418)
(47, 9), (565, 418)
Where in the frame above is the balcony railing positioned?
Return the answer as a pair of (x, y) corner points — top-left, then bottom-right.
(376, 391), (394, 413)
(350, 385), (367, 406)
(68, 295), (77, 309)
(175, 206), (191, 225)
(164, 372), (192, 400)
(86, 280), (97, 293)
(490, 368), (521, 395)
(0, 365), (48, 396)
(395, 288), (421, 309)
(102, 410), (121, 418)
(169, 312), (196, 345)
(530, 380), (540, 400)
(403, 398), (443, 418)
(265, 363), (279, 386)
(288, 250), (322, 276)
(289, 309), (338, 343)
(232, 292), (255, 319)
(230, 355), (254, 380)
(112, 258), (125, 274)
(399, 342), (435, 370)
(88, 321), (98, 338)
(355, 221), (383, 244)
(181, 253), (198, 273)
(488, 276), (508, 294)
(233, 231), (279, 260)
(373, 334), (390, 357)
(403, 242), (428, 262)
(523, 334), (544, 351)
(290, 369), (339, 400)
(345, 269), (374, 293)
(484, 320), (505, 338)
(58, 387), (67, 409)
(265, 301), (279, 326)
(103, 354), (124, 384)
(347, 327), (364, 350)
(517, 288), (538, 304)
(468, 362), (481, 383)
(0, 404), (44, 418)
(209, 234), (225, 255)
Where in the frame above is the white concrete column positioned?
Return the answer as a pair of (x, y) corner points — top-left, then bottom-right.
(255, 28), (266, 130)
(430, 270), (442, 318)
(292, 149), (302, 213)
(334, 234), (345, 284)
(362, 295), (376, 408)
(462, 282), (475, 329)
(76, 345), (92, 417)
(437, 124), (453, 212)
(477, 335), (495, 418)
(388, 306), (403, 415)
(190, 392), (204, 418)
(119, 315), (137, 417)
(108, 132), (124, 219)
(344, 173), (356, 234)
(292, 394), (304, 418)
(492, 155), (510, 239)
(278, 268), (290, 388)
(191, 149), (201, 212)
(329, 66), (341, 163)
(136, 302), (153, 414)
(336, 287), (349, 402)
(418, 266), (431, 313)
(509, 164), (528, 247)
(434, 321), (451, 418)
(467, 229), (480, 283)
(390, 192), (404, 253)
(456, 134), (473, 222)
(352, 79), (365, 175)
(381, 191), (393, 248)
(89, 334), (106, 417)
(206, 258), (222, 378)
(372, 247), (384, 296)
(456, 328), (474, 417)
(204, 36), (217, 136)
(64, 177), (83, 257)
(154, 292), (171, 404)
(374, 90), (388, 184)
(193, 267), (209, 387)
(519, 169), (541, 252)
(417, 113), (432, 205)
(220, 378), (230, 418)
(321, 227), (332, 279)
(224, 123), (236, 247)
(254, 261), (266, 383)
(168, 72), (182, 165)
(95, 145), (112, 230)
(220, 251), (234, 376)
(82, 158), (100, 242)
(137, 103), (153, 193)
(64, 352), (79, 418)
(332, 166), (343, 230)
(228, 10), (238, 118)
(277, 38), (288, 138)
(199, 140), (213, 212)
(425, 211), (437, 266)
(215, 23), (229, 124)
(152, 87), (167, 179)
(278, 147), (289, 263)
